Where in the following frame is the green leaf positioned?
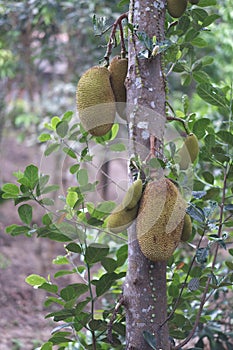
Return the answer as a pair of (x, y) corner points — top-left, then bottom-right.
(225, 204), (233, 212)
(60, 283), (88, 301)
(77, 168), (88, 186)
(63, 146), (77, 159)
(52, 255), (69, 265)
(25, 274), (47, 286)
(109, 143), (126, 152)
(225, 261), (233, 270)
(85, 243), (109, 264)
(70, 164), (80, 174)
(196, 84), (228, 109)
(202, 171), (214, 184)
(193, 118), (210, 139)
(101, 257), (118, 273)
(95, 272), (118, 297)
(89, 319), (107, 331)
(38, 133), (51, 142)
(118, 0), (130, 8)
(39, 198), (54, 206)
(187, 205), (205, 223)
(198, 0), (216, 6)
(54, 270), (75, 278)
(193, 71), (211, 84)
(23, 164), (39, 190)
(51, 116), (61, 129)
(65, 243), (82, 253)
(116, 244), (128, 266)
(44, 143), (60, 156)
(191, 37), (207, 48)
(40, 342), (53, 350)
(42, 213), (53, 225)
(62, 110), (73, 122)
(18, 204), (33, 225)
(40, 185), (59, 195)
(202, 14), (220, 26)
(6, 224), (31, 236)
(66, 191), (78, 208)
(217, 130), (233, 146)
(37, 175), (50, 194)
(2, 183), (19, 198)
(143, 330), (156, 350)
(39, 283), (58, 293)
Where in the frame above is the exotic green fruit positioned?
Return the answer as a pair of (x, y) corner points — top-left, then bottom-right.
(137, 178), (187, 261)
(107, 203), (138, 234)
(108, 56), (128, 120)
(167, 0), (188, 18)
(177, 133), (199, 170)
(181, 213), (192, 242)
(122, 179), (143, 210)
(76, 66), (116, 136)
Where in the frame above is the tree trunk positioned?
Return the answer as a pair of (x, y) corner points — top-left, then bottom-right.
(124, 0), (169, 349)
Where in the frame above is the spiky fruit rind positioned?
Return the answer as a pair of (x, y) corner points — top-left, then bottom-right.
(109, 56), (128, 120)
(76, 66), (116, 136)
(136, 178), (187, 261)
(181, 213), (192, 241)
(177, 133), (199, 170)
(107, 203), (138, 233)
(122, 179), (143, 210)
(167, 0), (188, 18)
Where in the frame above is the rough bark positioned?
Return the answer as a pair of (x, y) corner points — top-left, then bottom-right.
(124, 0), (169, 349)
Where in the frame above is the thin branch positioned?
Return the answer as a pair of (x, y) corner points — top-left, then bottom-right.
(166, 115), (189, 134)
(160, 229), (206, 328)
(107, 294), (125, 344)
(174, 166), (229, 349)
(119, 20), (127, 57)
(104, 12), (128, 62)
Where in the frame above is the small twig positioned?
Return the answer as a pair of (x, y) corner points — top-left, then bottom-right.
(107, 294), (125, 344)
(160, 229), (206, 328)
(166, 62), (176, 77)
(166, 115), (189, 134)
(104, 12), (128, 62)
(173, 166), (229, 349)
(119, 20), (127, 58)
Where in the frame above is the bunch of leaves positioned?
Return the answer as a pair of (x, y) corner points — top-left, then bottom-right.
(2, 111), (130, 349)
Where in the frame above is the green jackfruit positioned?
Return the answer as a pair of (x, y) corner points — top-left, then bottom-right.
(136, 178), (187, 261)
(177, 133), (199, 170)
(122, 179), (143, 210)
(107, 203), (138, 234)
(167, 0), (188, 18)
(109, 56), (128, 120)
(76, 66), (116, 136)
(181, 213), (192, 242)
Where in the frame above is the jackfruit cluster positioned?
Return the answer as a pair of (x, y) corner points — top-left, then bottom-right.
(136, 178), (187, 261)
(108, 56), (128, 120)
(76, 66), (116, 137)
(167, 0), (188, 18)
(107, 179), (142, 233)
(177, 133), (199, 170)
(181, 213), (192, 242)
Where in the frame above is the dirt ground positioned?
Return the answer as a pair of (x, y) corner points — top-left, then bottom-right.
(0, 133), (69, 350)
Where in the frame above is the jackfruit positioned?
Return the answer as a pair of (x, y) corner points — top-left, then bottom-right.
(177, 133), (199, 170)
(167, 0), (188, 18)
(107, 203), (138, 233)
(76, 66), (116, 136)
(181, 213), (192, 242)
(108, 56), (128, 120)
(136, 178), (187, 261)
(122, 179), (143, 210)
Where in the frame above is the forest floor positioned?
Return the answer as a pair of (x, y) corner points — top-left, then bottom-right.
(0, 132), (70, 350)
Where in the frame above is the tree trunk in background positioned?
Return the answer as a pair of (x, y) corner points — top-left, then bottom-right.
(124, 0), (169, 349)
